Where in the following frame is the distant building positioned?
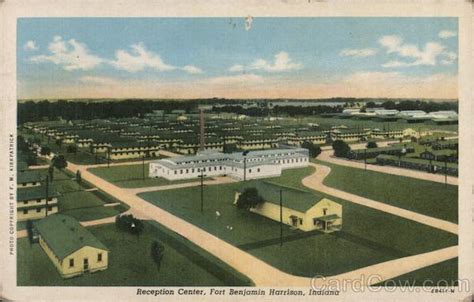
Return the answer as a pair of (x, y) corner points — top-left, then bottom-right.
(235, 182), (342, 233)
(17, 186), (60, 221)
(34, 214), (109, 279)
(17, 171), (42, 188)
(149, 148), (309, 181)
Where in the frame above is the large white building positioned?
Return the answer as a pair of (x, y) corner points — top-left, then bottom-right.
(149, 148), (309, 181)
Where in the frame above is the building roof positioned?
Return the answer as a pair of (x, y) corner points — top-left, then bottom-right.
(376, 154), (458, 168)
(241, 181), (327, 213)
(17, 185), (60, 201)
(17, 170), (43, 184)
(34, 214), (108, 260)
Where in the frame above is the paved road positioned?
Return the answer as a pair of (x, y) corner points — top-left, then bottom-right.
(302, 162), (458, 235)
(318, 150), (458, 185)
(56, 161), (458, 286)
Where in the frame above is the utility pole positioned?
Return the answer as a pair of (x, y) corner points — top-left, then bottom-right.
(45, 175), (49, 217)
(198, 169), (206, 213)
(242, 150), (249, 181)
(142, 154), (145, 180)
(364, 148), (367, 170)
(107, 147), (110, 168)
(280, 189), (283, 247)
(444, 158), (448, 187)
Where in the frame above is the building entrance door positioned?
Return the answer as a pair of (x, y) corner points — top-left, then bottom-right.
(83, 258), (89, 271)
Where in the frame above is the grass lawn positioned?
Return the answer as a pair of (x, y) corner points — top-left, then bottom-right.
(88, 164), (208, 188)
(375, 258), (458, 287)
(17, 221), (252, 286)
(138, 167), (458, 278)
(315, 159), (458, 223)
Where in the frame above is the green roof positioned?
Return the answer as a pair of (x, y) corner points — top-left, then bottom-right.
(241, 181), (326, 212)
(377, 154), (458, 168)
(34, 214), (108, 260)
(17, 185), (60, 201)
(17, 170), (43, 184)
(17, 161), (29, 171)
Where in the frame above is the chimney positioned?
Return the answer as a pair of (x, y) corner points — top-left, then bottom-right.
(200, 109), (205, 151)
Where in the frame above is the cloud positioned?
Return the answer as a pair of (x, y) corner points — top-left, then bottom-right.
(378, 35), (455, 67)
(182, 65), (203, 74)
(440, 51), (457, 65)
(339, 48), (377, 57)
(229, 64), (244, 72)
(79, 76), (120, 86)
(24, 40), (38, 51)
(110, 43), (176, 73)
(251, 52), (302, 72)
(438, 30), (457, 39)
(230, 52), (302, 73)
(207, 74), (264, 85)
(30, 36), (103, 71)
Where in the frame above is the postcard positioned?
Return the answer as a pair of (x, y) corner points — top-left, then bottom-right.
(0, 0), (472, 301)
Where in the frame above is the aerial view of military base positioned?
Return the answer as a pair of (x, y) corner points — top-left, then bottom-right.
(15, 17), (459, 290)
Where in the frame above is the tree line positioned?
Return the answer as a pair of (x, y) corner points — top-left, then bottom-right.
(18, 98), (458, 124)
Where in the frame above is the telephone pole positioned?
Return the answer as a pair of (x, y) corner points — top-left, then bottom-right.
(280, 189), (283, 247)
(199, 169), (207, 213)
(45, 175), (49, 217)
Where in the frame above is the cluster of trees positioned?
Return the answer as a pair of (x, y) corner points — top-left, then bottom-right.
(366, 141), (378, 149)
(236, 188), (264, 210)
(212, 104), (342, 117)
(18, 100), (202, 123)
(366, 100), (458, 113)
(332, 140), (351, 158)
(301, 141), (322, 158)
(115, 214), (145, 236)
(17, 135), (38, 166)
(150, 241), (165, 270)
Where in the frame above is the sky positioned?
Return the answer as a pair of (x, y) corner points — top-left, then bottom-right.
(17, 17), (458, 100)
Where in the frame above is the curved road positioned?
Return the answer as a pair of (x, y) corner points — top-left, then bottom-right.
(50, 160), (458, 286)
(318, 150), (458, 186)
(302, 162), (458, 235)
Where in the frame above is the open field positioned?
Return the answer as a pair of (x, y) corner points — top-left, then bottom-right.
(139, 167), (458, 278)
(17, 221), (252, 286)
(315, 160), (458, 223)
(88, 164), (210, 188)
(375, 258), (458, 287)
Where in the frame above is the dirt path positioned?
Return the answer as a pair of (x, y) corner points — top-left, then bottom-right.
(57, 161), (458, 286)
(302, 162), (458, 235)
(318, 150), (458, 185)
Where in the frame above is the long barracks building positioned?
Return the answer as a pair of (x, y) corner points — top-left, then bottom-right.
(149, 148), (309, 181)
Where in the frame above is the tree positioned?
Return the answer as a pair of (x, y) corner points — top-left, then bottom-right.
(115, 214), (144, 236)
(236, 188), (264, 210)
(40, 146), (51, 156)
(332, 140), (351, 158)
(366, 141), (378, 149)
(66, 145), (78, 153)
(151, 241), (165, 270)
(48, 165), (54, 182)
(76, 170), (82, 184)
(301, 141), (322, 158)
(52, 155), (67, 169)
(366, 101), (376, 108)
(55, 138), (63, 150)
